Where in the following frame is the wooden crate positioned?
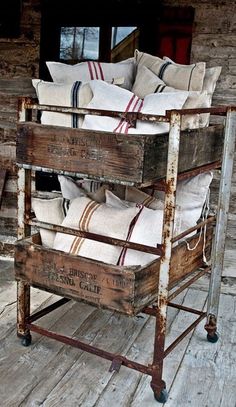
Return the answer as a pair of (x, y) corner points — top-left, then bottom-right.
(15, 227), (213, 316)
(16, 122), (224, 186)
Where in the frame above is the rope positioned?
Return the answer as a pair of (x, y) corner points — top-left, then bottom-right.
(184, 189), (211, 266)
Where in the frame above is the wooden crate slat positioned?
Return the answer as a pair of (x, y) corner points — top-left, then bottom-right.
(15, 227), (213, 316)
(16, 122), (224, 186)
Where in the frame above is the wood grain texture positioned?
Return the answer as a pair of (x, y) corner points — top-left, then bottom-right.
(16, 122), (224, 186)
(15, 226), (213, 315)
(1, 257), (236, 407)
(163, 293), (236, 407)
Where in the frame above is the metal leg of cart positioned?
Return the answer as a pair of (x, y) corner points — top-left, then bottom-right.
(205, 107), (236, 342)
(17, 282), (32, 346)
(16, 167), (32, 346)
(151, 111), (181, 403)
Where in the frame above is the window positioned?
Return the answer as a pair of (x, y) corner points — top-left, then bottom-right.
(59, 26), (137, 63)
(60, 27), (99, 61)
(111, 27), (137, 49)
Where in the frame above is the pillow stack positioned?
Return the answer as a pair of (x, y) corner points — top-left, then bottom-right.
(33, 171), (212, 267)
(132, 50), (222, 130)
(81, 80), (188, 134)
(31, 52), (218, 266)
(33, 50), (221, 133)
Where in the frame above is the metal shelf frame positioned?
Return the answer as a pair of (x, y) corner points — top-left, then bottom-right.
(16, 103), (236, 402)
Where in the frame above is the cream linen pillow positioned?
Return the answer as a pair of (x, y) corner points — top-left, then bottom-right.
(163, 57), (222, 126)
(32, 79), (93, 128)
(131, 65), (211, 129)
(202, 66), (222, 95)
(134, 49), (206, 91)
(82, 80), (188, 134)
(53, 196), (139, 265)
(104, 190), (163, 266)
(57, 175), (104, 200)
(163, 57), (222, 96)
(106, 189), (182, 242)
(32, 197), (67, 247)
(152, 172), (213, 233)
(46, 59), (135, 90)
(125, 186), (164, 210)
(58, 174), (126, 203)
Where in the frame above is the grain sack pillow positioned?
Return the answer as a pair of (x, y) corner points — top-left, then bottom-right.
(153, 172), (213, 233)
(58, 174), (126, 203)
(132, 65), (211, 129)
(105, 190), (187, 266)
(104, 190), (163, 266)
(53, 196), (140, 264)
(57, 175), (88, 200)
(134, 91), (188, 135)
(125, 186), (164, 210)
(58, 175), (104, 200)
(46, 59), (135, 90)
(32, 79), (93, 128)
(82, 80), (188, 134)
(119, 205), (164, 266)
(163, 57), (222, 126)
(32, 197), (67, 247)
(106, 189), (182, 239)
(134, 49), (206, 91)
(163, 57), (222, 96)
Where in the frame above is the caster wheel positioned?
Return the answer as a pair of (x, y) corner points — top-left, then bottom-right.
(154, 388), (168, 403)
(21, 334), (32, 347)
(207, 332), (219, 343)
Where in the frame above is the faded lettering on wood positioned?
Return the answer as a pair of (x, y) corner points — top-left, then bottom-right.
(15, 226), (213, 315)
(16, 122), (224, 186)
(16, 122), (145, 184)
(15, 238), (136, 315)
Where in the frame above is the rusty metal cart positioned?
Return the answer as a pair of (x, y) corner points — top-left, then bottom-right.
(15, 100), (236, 403)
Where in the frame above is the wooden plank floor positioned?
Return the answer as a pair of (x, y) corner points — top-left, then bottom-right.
(0, 258), (236, 407)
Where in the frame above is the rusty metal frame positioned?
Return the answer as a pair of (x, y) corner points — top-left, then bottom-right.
(15, 101), (234, 402)
(205, 107), (236, 339)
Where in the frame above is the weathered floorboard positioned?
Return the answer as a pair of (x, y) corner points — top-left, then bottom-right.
(164, 293), (236, 407)
(0, 299), (94, 406)
(130, 289), (208, 406)
(0, 258), (235, 407)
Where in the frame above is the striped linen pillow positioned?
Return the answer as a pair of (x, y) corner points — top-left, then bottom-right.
(163, 57), (222, 96)
(58, 175), (103, 200)
(57, 174), (126, 203)
(32, 79), (93, 128)
(104, 190), (164, 266)
(134, 49), (206, 91)
(53, 196), (140, 265)
(124, 186), (164, 210)
(131, 66), (211, 130)
(46, 59), (135, 90)
(81, 80), (188, 135)
(105, 190), (188, 266)
(163, 57), (222, 126)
